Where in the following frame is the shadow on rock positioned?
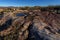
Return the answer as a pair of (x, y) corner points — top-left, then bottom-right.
(0, 18), (12, 31)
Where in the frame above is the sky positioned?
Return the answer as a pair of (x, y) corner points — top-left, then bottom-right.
(0, 0), (20, 7)
(0, 0), (60, 7)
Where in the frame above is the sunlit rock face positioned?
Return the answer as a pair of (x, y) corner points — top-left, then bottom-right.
(27, 13), (60, 40)
(0, 11), (60, 40)
(30, 13), (60, 40)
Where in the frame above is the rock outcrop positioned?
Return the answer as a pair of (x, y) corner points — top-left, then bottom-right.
(0, 11), (60, 40)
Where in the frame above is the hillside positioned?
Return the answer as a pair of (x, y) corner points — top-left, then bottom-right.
(0, 6), (60, 40)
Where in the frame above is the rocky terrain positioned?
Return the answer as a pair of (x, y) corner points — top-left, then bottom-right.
(0, 8), (60, 40)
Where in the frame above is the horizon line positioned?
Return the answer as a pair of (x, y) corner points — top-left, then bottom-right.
(0, 5), (60, 7)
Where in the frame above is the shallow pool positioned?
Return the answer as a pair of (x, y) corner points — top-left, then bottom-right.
(16, 13), (27, 16)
